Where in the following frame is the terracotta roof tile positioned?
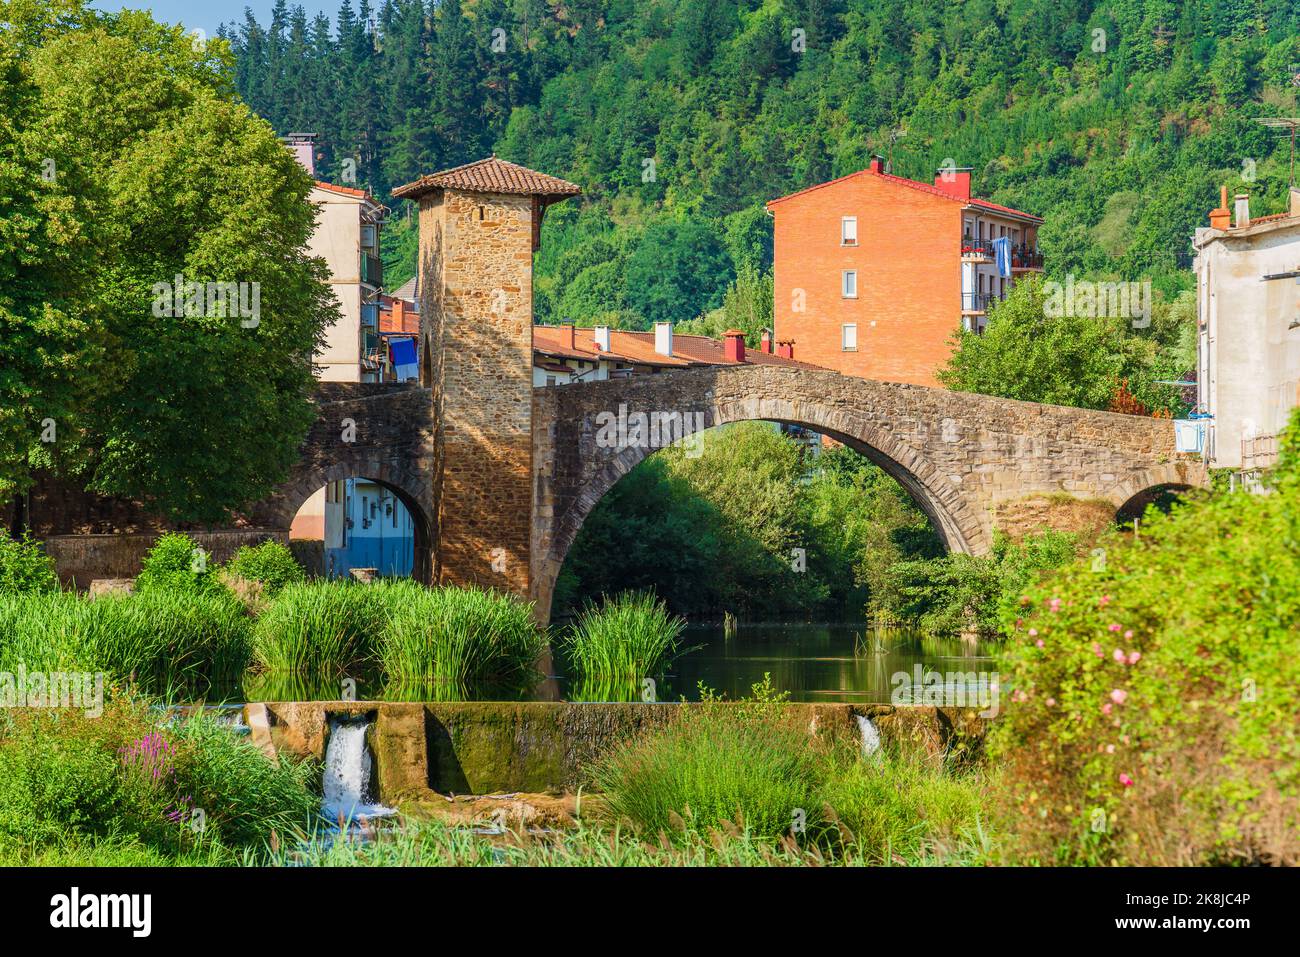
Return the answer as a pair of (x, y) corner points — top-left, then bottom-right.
(766, 167), (1042, 224)
(532, 326), (828, 372)
(393, 157), (582, 201)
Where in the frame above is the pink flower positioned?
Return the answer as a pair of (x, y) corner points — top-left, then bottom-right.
(1091, 642), (1104, 658)
(1099, 594), (1112, 607)
(1045, 697), (1056, 707)
(1101, 703), (1112, 716)
(1127, 651), (1141, 665)
(1036, 639), (1045, 648)
(1113, 648), (1126, 663)
(1106, 744), (1115, 754)
(1119, 773), (1134, 788)
(1120, 735), (1130, 745)
(1110, 689), (1128, 705)
(1108, 623), (1121, 632)
(1028, 628), (1038, 637)
(1049, 598), (1062, 612)
(1124, 630), (1133, 639)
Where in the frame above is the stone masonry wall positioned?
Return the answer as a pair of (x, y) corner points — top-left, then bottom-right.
(426, 189), (535, 595)
(530, 365), (1207, 620)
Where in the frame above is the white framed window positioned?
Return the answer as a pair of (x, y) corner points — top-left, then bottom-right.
(841, 216), (857, 245)
(842, 323), (858, 351)
(842, 269), (858, 298)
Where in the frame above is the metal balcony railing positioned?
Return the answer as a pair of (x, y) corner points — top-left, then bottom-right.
(961, 239), (994, 259)
(961, 292), (991, 312)
(1011, 244), (1044, 269)
(1242, 432), (1279, 470)
(361, 253), (383, 288)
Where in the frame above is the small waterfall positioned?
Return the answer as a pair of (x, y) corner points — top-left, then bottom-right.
(855, 714), (881, 757)
(322, 715), (394, 824)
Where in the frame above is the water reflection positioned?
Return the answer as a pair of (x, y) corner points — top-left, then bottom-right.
(659, 622), (996, 704)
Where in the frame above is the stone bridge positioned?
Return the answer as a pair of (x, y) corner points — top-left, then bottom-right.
(260, 366), (1206, 622)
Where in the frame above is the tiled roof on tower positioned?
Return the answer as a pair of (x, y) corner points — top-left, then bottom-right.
(392, 156), (582, 201)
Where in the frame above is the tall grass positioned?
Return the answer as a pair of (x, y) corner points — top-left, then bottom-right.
(250, 581), (388, 675)
(562, 592), (687, 701)
(593, 680), (824, 843)
(378, 586), (543, 699)
(0, 589), (251, 695)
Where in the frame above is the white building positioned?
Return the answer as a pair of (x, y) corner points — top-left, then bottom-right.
(1193, 185), (1300, 471)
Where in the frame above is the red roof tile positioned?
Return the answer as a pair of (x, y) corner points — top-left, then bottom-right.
(766, 167), (1042, 224)
(532, 326), (827, 372)
(393, 157), (582, 201)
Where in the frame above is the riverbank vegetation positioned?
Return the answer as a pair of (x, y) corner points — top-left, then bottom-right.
(561, 592), (689, 701)
(990, 410), (1300, 866)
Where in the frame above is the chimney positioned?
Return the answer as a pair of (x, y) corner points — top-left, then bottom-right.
(594, 325), (610, 352)
(1234, 193), (1250, 229)
(760, 329), (772, 354)
(283, 132), (316, 176)
(654, 321), (673, 357)
(933, 168), (973, 202)
(1208, 185), (1231, 230)
(560, 322), (575, 350)
(723, 328), (745, 363)
(868, 155), (885, 174)
(776, 339), (794, 359)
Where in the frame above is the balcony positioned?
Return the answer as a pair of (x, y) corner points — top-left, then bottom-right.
(1010, 243), (1044, 271)
(961, 292), (991, 314)
(1242, 432), (1279, 471)
(961, 239), (994, 262)
(361, 252), (383, 289)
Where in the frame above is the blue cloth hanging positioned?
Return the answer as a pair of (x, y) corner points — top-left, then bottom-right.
(390, 337), (418, 381)
(992, 237), (1012, 278)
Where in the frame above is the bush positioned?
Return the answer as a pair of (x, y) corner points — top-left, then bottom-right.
(0, 697), (316, 855)
(0, 589), (252, 695)
(561, 591), (687, 701)
(135, 532), (224, 595)
(251, 581), (387, 675)
(379, 585), (543, 699)
(0, 529), (59, 595)
(884, 530), (1081, 637)
(223, 540), (305, 597)
(991, 446), (1300, 865)
(593, 677), (826, 843)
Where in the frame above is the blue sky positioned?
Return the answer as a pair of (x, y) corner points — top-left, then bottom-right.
(90, 1), (340, 37)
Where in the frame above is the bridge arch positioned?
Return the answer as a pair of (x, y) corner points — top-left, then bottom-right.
(532, 388), (988, 622)
(529, 365), (1208, 622)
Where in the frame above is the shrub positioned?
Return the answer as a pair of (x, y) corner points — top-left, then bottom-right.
(0, 530), (59, 595)
(223, 540), (305, 597)
(135, 532), (223, 595)
(884, 530), (1080, 637)
(251, 581), (386, 675)
(0, 697), (316, 855)
(991, 455), (1300, 865)
(593, 676), (826, 843)
(820, 746), (988, 864)
(0, 589), (252, 695)
(379, 585), (544, 699)
(561, 591), (688, 701)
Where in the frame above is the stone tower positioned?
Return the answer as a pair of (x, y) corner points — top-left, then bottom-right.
(392, 158), (580, 597)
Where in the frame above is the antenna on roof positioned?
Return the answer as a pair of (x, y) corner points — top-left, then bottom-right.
(1254, 117), (1300, 187)
(885, 127), (906, 175)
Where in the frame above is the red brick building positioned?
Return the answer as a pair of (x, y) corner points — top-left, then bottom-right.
(767, 158), (1043, 387)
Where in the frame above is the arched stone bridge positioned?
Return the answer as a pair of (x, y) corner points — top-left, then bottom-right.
(260, 367), (1207, 622)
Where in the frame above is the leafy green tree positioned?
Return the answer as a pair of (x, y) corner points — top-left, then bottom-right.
(938, 275), (1156, 410)
(1, 1), (335, 524)
(623, 219), (733, 329)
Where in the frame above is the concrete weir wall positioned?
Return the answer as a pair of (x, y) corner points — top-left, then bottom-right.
(247, 700), (989, 800)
